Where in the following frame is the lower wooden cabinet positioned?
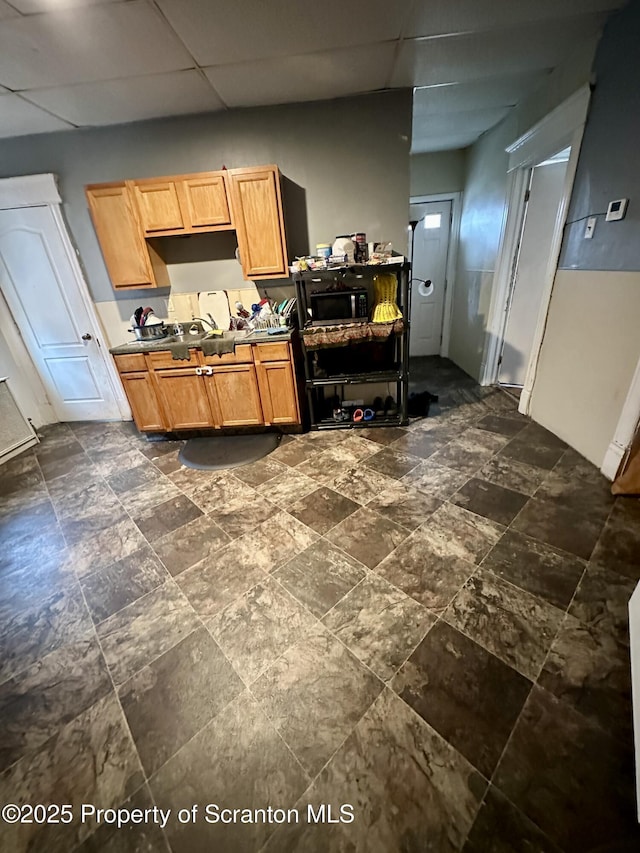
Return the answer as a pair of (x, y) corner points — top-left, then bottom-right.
(118, 371), (166, 431)
(204, 365), (263, 427)
(154, 369), (214, 430)
(256, 361), (299, 425)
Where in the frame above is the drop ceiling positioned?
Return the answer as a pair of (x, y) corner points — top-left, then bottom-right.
(0, 0), (626, 150)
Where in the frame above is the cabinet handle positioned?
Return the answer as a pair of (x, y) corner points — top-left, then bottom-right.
(195, 367), (203, 375)
(206, 367), (213, 376)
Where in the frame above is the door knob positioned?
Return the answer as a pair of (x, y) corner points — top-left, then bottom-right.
(81, 333), (92, 341)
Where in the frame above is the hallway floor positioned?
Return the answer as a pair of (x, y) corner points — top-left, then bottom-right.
(1, 357), (639, 852)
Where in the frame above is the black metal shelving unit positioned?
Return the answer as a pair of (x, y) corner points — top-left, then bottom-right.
(294, 263), (410, 430)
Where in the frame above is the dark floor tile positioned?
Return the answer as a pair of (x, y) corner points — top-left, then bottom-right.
(451, 477), (529, 526)
(512, 496), (604, 560)
(482, 530), (585, 610)
(0, 694), (143, 853)
(475, 413), (528, 438)
(0, 549), (75, 624)
(117, 478), (182, 516)
(429, 428), (508, 474)
(133, 493), (203, 543)
(150, 691), (308, 853)
(0, 498), (58, 541)
(252, 625), (383, 775)
(479, 453), (550, 497)
(423, 502), (504, 564)
(119, 627), (243, 776)
(68, 517), (148, 578)
(190, 474), (278, 536)
(288, 486), (359, 534)
(325, 506), (407, 569)
(394, 621), (531, 777)
(273, 539), (366, 618)
(233, 456), (287, 487)
(329, 465), (398, 505)
(35, 438), (86, 481)
(137, 438), (184, 462)
(150, 449), (182, 475)
(256, 467), (318, 509)
(358, 425), (409, 446)
(87, 445), (149, 479)
(569, 562), (636, 646)
(445, 569), (564, 680)
(106, 462), (166, 495)
(463, 785), (562, 853)
(176, 546), (265, 617)
(167, 465), (221, 493)
(226, 511), (318, 574)
(363, 446), (422, 479)
(402, 460), (472, 499)
(80, 546), (169, 623)
(75, 784), (171, 853)
(590, 498), (640, 580)
(535, 465), (615, 523)
(367, 480), (442, 531)
(152, 513), (231, 576)
(493, 686), (640, 852)
(498, 424), (566, 471)
(0, 635), (111, 773)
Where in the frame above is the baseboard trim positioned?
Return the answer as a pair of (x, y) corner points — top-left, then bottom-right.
(601, 441), (625, 482)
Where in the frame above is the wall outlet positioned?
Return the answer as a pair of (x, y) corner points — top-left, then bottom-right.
(584, 217), (597, 239)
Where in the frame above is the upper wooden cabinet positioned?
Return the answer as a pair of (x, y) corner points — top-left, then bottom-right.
(228, 166), (288, 280)
(133, 172), (232, 236)
(180, 175), (231, 229)
(133, 180), (185, 233)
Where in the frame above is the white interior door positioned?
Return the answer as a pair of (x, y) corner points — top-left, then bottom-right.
(0, 206), (121, 422)
(409, 200), (452, 357)
(499, 159), (569, 385)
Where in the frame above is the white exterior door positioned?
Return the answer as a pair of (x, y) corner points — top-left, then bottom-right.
(409, 200), (452, 357)
(0, 205), (121, 422)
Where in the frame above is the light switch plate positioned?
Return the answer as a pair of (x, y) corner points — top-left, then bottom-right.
(584, 217), (597, 239)
(606, 199), (628, 221)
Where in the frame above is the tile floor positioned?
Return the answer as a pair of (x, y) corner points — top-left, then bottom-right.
(1, 357), (639, 852)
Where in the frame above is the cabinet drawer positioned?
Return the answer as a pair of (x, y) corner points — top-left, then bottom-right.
(114, 353), (147, 372)
(199, 344), (253, 366)
(147, 350), (198, 370)
(254, 341), (290, 362)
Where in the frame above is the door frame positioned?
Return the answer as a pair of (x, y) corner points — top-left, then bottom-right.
(479, 86), (591, 415)
(601, 353), (640, 480)
(409, 191), (462, 358)
(0, 173), (130, 424)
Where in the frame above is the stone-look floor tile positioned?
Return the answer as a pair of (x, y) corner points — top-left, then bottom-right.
(36, 441), (90, 482)
(402, 460), (470, 499)
(296, 440), (375, 485)
(463, 785), (562, 853)
(264, 689), (487, 853)
(498, 424), (566, 471)
(0, 519), (67, 574)
(207, 577), (316, 684)
(80, 546), (169, 623)
(52, 480), (120, 523)
(0, 479), (50, 517)
(479, 454), (549, 497)
(451, 477), (529, 526)
(569, 562), (636, 646)
(0, 498), (59, 541)
(106, 462), (166, 495)
(391, 427), (457, 460)
(273, 539), (366, 618)
(70, 422), (132, 453)
(422, 502), (504, 565)
(493, 685), (640, 852)
(322, 573), (435, 680)
(256, 467), (319, 510)
(269, 435), (318, 467)
(138, 438), (183, 462)
(119, 627), (243, 776)
(117, 478), (182, 516)
(0, 450), (41, 489)
(191, 474), (277, 536)
(483, 530), (585, 610)
(363, 447), (424, 479)
(233, 455), (287, 487)
(225, 511), (319, 575)
(358, 425), (409, 446)
(75, 783), (171, 853)
(393, 621), (531, 777)
(167, 465), (223, 493)
(288, 486), (359, 534)
(445, 569), (564, 681)
(60, 506), (131, 551)
(512, 496), (604, 561)
(0, 634), (111, 773)
(325, 506), (407, 570)
(0, 694), (143, 853)
(176, 548), (266, 617)
(376, 526), (475, 613)
(590, 497), (640, 580)
(475, 414), (528, 438)
(253, 625), (383, 775)
(328, 465), (398, 505)
(132, 493), (203, 543)
(69, 517), (148, 578)
(0, 587), (92, 684)
(367, 480), (442, 531)
(96, 581), (200, 685)
(152, 512), (231, 577)
(151, 449), (183, 475)
(87, 445), (150, 479)
(0, 550), (75, 625)
(150, 691), (308, 853)
(535, 465), (615, 524)
(538, 613), (632, 743)
(429, 428), (508, 475)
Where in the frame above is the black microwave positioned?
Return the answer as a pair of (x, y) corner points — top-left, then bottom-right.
(309, 288), (369, 324)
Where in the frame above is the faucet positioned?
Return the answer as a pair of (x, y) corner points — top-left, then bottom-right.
(191, 316), (217, 331)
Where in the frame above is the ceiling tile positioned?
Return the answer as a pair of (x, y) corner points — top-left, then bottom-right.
(23, 70), (224, 126)
(205, 42), (397, 109)
(413, 71), (549, 116)
(405, 0), (624, 39)
(0, 1), (194, 91)
(0, 0), (20, 18)
(8, 0), (124, 13)
(392, 14), (608, 87)
(412, 106), (511, 141)
(158, 0), (412, 66)
(412, 132), (480, 154)
(0, 92), (73, 137)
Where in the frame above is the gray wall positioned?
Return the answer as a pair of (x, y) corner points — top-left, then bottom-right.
(559, 2), (640, 270)
(410, 150), (466, 197)
(0, 91), (411, 307)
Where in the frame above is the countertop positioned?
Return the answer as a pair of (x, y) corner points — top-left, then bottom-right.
(109, 328), (293, 356)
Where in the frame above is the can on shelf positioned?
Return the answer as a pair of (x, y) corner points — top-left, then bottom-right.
(316, 243), (331, 259)
(351, 232), (368, 263)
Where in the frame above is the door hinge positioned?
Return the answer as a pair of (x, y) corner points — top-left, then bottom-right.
(524, 189), (531, 204)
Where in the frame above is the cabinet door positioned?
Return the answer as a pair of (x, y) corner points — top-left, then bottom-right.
(119, 371), (166, 432)
(228, 166), (288, 279)
(86, 183), (156, 288)
(206, 365), (263, 427)
(257, 361), (300, 425)
(180, 174), (231, 228)
(154, 369), (214, 429)
(133, 181), (185, 233)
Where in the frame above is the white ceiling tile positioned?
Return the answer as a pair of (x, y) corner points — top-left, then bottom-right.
(412, 132), (479, 154)
(413, 71), (549, 116)
(8, 0), (124, 13)
(405, 0), (624, 39)
(0, 1), (194, 90)
(0, 92), (73, 137)
(204, 42), (397, 109)
(158, 0), (412, 66)
(0, 0), (20, 18)
(392, 14), (608, 87)
(412, 106), (511, 141)
(23, 70), (224, 126)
